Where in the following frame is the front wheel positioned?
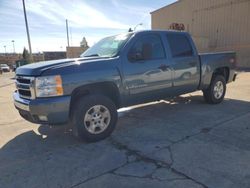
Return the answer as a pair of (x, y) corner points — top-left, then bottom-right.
(71, 95), (118, 142)
(203, 75), (226, 104)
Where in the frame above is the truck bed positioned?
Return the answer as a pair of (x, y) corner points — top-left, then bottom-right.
(198, 51), (237, 90)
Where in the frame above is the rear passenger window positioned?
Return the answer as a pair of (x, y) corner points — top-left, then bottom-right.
(166, 34), (193, 58)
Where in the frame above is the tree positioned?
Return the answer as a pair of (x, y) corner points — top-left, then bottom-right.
(80, 37), (89, 48)
(22, 47), (31, 63)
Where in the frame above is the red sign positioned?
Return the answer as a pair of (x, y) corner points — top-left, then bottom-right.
(169, 23), (185, 31)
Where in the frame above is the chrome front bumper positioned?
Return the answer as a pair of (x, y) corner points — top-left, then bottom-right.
(13, 91), (71, 125)
(13, 92), (30, 111)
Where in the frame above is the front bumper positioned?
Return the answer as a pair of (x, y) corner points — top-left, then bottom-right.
(13, 91), (71, 125)
(2, 69), (10, 72)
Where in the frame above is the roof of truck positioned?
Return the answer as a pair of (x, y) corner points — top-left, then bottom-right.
(131, 29), (189, 35)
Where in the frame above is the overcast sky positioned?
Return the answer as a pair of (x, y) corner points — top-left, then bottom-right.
(0, 0), (176, 53)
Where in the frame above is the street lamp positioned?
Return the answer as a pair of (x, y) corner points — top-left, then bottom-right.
(3, 45), (6, 55)
(134, 23), (143, 31)
(11, 40), (15, 53)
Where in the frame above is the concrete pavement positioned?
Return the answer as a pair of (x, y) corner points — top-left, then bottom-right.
(0, 72), (250, 188)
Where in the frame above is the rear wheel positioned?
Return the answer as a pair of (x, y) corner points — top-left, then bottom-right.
(203, 75), (226, 104)
(71, 95), (117, 142)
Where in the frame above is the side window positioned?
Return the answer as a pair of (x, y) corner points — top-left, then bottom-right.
(166, 33), (193, 58)
(128, 34), (165, 61)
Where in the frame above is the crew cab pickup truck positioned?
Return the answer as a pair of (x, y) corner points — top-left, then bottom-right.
(14, 30), (237, 142)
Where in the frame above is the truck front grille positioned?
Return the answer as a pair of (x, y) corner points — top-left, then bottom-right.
(16, 76), (35, 99)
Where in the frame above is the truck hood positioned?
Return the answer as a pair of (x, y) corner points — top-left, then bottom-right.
(16, 57), (106, 76)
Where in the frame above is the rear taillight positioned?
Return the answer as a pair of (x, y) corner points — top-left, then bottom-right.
(229, 57), (237, 67)
(229, 58), (235, 64)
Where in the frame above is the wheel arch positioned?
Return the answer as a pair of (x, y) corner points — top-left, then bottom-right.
(212, 67), (230, 83)
(69, 82), (121, 119)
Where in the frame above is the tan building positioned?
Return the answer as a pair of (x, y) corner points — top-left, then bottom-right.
(0, 54), (22, 68)
(66, 47), (88, 58)
(33, 53), (45, 62)
(151, 0), (250, 68)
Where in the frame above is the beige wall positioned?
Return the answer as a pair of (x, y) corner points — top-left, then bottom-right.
(0, 54), (22, 67)
(151, 0), (250, 68)
(66, 47), (88, 58)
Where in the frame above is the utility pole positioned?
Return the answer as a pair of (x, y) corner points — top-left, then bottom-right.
(22, 0), (33, 62)
(11, 40), (15, 53)
(66, 19), (70, 47)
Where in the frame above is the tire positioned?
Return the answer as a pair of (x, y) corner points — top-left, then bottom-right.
(203, 75), (226, 104)
(71, 95), (117, 142)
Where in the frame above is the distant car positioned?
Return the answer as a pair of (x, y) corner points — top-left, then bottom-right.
(0, 64), (10, 72)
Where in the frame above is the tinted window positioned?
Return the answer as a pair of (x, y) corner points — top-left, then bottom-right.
(129, 34), (165, 61)
(166, 34), (193, 58)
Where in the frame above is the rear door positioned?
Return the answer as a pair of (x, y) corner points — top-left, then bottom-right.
(165, 33), (200, 94)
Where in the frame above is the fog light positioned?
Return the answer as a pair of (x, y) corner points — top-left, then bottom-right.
(38, 115), (48, 121)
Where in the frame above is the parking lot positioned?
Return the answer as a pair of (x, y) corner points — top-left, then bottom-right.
(0, 71), (250, 188)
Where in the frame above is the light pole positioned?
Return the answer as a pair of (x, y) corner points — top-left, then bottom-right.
(22, 0), (33, 62)
(3, 46), (6, 55)
(11, 40), (15, 53)
(66, 19), (70, 47)
(134, 23), (143, 31)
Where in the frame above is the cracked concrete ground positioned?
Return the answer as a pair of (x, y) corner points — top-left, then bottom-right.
(0, 72), (250, 188)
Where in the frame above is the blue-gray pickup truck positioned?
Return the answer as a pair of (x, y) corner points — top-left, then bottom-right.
(14, 30), (237, 142)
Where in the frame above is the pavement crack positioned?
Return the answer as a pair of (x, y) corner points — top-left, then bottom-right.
(167, 146), (174, 167)
(70, 171), (110, 188)
(200, 110), (250, 134)
(167, 110), (250, 148)
(111, 171), (153, 180)
(169, 168), (209, 188)
(108, 137), (168, 168)
(108, 137), (209, 188)
(70, 161), (128, 188)
(153, 176), (187, 182)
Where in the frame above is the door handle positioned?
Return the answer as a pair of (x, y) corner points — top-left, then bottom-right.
(158, 64), (170, 71)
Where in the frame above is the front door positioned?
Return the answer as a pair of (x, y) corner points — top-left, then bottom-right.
(122, 33), (173, 105)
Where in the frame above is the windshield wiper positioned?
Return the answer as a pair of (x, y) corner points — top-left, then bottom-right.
(83, 54), (100, 57)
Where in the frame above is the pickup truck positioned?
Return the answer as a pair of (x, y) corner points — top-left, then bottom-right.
(14, 30), (237, 142)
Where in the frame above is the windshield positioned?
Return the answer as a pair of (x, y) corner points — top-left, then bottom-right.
(1, 64), (8, 67)
(81, 33), (132, 58)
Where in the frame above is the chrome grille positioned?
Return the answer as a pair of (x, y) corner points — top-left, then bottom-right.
(16, 76), (35, 99)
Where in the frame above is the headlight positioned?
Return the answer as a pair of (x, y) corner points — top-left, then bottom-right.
(35, 75), (63, 97)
